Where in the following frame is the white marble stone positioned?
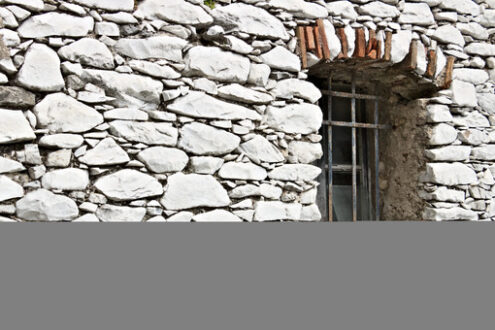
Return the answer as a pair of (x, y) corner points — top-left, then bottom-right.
(78, 138), (130, 166)
(17, 44), (64, 92)
(288, 141), (323, 164)
(239, 135), (285, 163)
(178, 122), (240, 156)
(218, 162), (268, 181)
(109, 120), (178, 146)
(136, 0), (213, 26)
(137, 147), (189, 173)
(268, 164), (321, 181)
(260, 46), (301, 72)
(429, 123), (457, 146)
(399, 3), (435, 26)
(0, 109), (36, 144)
(424, 163), (478, 186)
(16, 189), (79, 221)
(0, 175), (24, 202)
(273, 79), (322, 103)
(58, 38), (114, 69)
(0, 156), (25, 174)
(18, 13), (94, 38)
(451, 80), (478, 108)
(96, 205), (146, 222)
(115, 36), (187, 62)
(74, 0), (135, 12)
(265, 104), (323, 134)
(217, 84), (274, 104)
(42, 168), (89, 191)
(193, 210), (243, 222)
(94, 169), (163, 201)
(270, 0), (327, 19)
(254, 201), (302, 221)
(39, 134), (84, 149)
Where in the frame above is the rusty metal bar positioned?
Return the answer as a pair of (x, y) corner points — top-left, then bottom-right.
(320, 90), (379, 100)
(374, 97), (380, 221)
(328, 74), (333, 222)
(351, 73), (357, 222)
(323, 121), (389, 129)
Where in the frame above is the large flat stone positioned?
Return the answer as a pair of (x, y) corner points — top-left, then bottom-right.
(451, 80), (478, 108)
(96, 205), (146, 222)
(288, 141), (323, 164)
(358, 2), (400, 18)
(39, 134), (84, 149)
(273, 79), (322, 103)
(217, 84), (274, 105)
(464, 43), (495, 56)
(4, 0), (44, 11)
(17, 43), (64, 92)
(74, 0), (135, 12)
(41, 168), (89, 191)
(268, 164), (321, 181)
(0, 175), (24, 202)
(212, 3), (289, 40)
(34, 93), (103, 133)
(265, 104), (323, 134)
(0, 109), (36, 144)
(425, 146), (471, 161)
(254, 201), (302, 221)
(185, 46), (250, 83)
(429, 123), (457, 146)
(269, 0), (327, 19)
(109, 120), (178, 146)
(137, 147), (189, 173)
(178, 122), (240, 156)
(218, 162), (268, 181)
(0, 86), (35, 109)
(423, 207), (478, 221)
(16, 189), (79, 221)
(424, 163), (478, 186)
(439, 0), (480, 16)
(471, 145), (495, 161)
(115, 36), (187, 62)
(260, 46), (301, 72)
(0, 156), (25, 174)
(168, 91), (261, 121)
(136, 0), (213, 26)
(193, 210), (243, 222)
(161, 173), (230, 210)
(80, 69), (164, 107)
(58, 38), (114, 69)
(18, 13), (94, 38)
(94, 169), (163, 201)
(239, 135), (284, 163)
(398, 3), (435, 26)
(78, 138), (130, 166)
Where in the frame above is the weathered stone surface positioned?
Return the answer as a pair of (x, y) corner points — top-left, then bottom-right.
(74, 0), (135, 12)
(46, 149), (72, 168)
(109, 120), (178, 146)
(423, 207), (478, 221)
(458, 129), (489, 146)
(81, 69), (164, 107)
(457, 23), (488, 40)
(433, 25), (465, 47)
(471, 145), (495, 161)
(73, 214), (100, 222)
(0, 156), (25, 174)
(217, 84), (273, 104)
(273, 79), (321, 104)
(190, 156), (224, 175)
(167, 211), (193, 222)
(452, 112), (489, 128)
(136, 0), (213, 26)
(218, 162), (267, 181)
(212, 3), (289, 40)
(129, 60), (180, 79)
(168, 91), (261, 121)
(79, 138), (130, 166)
(0, 175), (23, 202)
(178, 122), (240, 156)
(185, 46), (250, 83)
(16, 189), (79, 221)
(270, 0), (327, 19)
(58, 38), (114, 69)
(429, 123), (457, 146)
(391, 30), (412, 63)
(358, 2), (400, 18)
(17, 43), (64, 92)
(477, 93), (495, 114)
(193, 210), (243, 222)
(425, 146), (471, 161)
(452, 69), (489, 85)
(301, 204), (322, 221)
(94, 169), (163, 201)
(239, 135), (284, 163)
(104, 108), (149, 121)
(269, 164), (321, 181)
(265, 104), (323, 134)
(0, 109), (36, 144)
(288, 141), (323, 164)
(96, 205), (146, 222)
(39, 134), (84, 149)
(424, 163), (478, 186)
(464, 43), (495, 56)
(137, 147), (188, 173)
(440, 0), (480, 16)
(115, 36), (186, 62)
(42, 168), (89, 191)
(326, 1), (357, 20)
(399, 3), (435, 26)
(419, 186), (465, 203)
(0, 86), (35, 109)
(18, 13), (94, 38)
(161, 173), (230, 210)
(260, 46), (301, 72)
(426, 104), (453, 123)
(5, 0), (44, 11)
(34, 93), (103, 133)
(248, 63), (271, 87)
(451, 80), (478, 108)
(254, 201), (302, 221)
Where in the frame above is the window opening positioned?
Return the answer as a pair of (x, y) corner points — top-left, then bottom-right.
(319, 72), (388, 221)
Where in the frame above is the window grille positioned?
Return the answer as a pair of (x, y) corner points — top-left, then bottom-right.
(319, 72), (389, 222)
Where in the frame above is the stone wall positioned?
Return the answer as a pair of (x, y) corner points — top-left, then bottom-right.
(0, 0), (494, 222)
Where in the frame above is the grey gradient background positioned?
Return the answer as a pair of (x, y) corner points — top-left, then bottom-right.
(0, 223), (494, 330)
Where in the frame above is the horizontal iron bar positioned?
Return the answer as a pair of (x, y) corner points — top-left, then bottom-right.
(320, 90), (379, 100)
(323, 121), (390, 129)
(325, 164), (363, 172)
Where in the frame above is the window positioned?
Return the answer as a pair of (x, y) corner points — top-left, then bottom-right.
(316, 73), (387, 221)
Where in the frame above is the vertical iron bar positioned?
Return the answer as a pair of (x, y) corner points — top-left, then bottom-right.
(366, 108), (373, 220)
(351, 73), (357, 222)
(328, 74), (333, 222)
(374, 98), (380, 221)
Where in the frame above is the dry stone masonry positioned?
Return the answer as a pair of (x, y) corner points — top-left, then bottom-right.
(0, 0), (494, 222)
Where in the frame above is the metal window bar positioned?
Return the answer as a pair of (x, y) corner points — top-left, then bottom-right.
(323, 73), (386, 221)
